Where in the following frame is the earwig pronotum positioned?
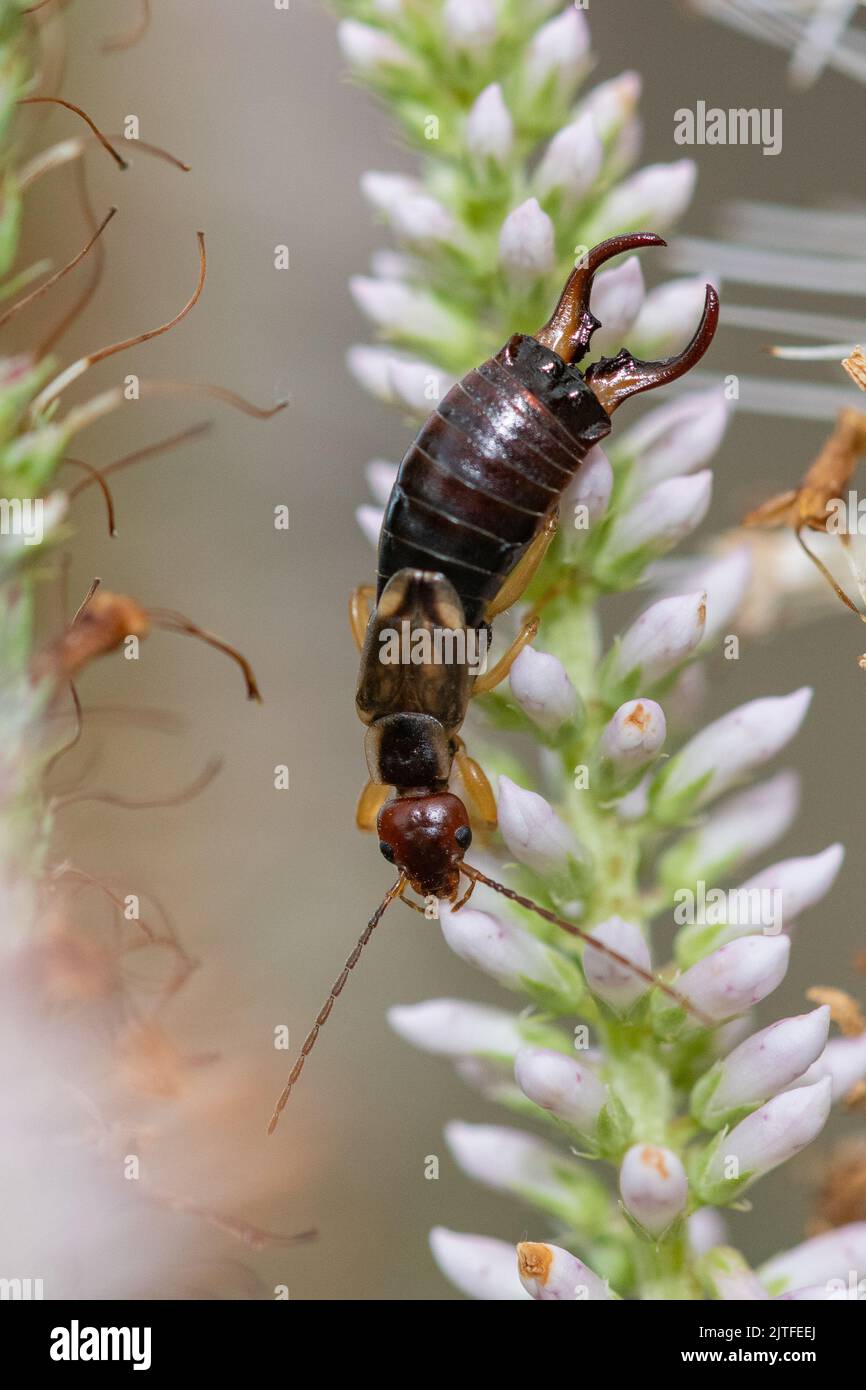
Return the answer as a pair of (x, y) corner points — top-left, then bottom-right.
(268, 234), (720, 1132)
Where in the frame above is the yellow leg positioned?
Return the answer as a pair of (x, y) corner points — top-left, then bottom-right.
(472, 616), (539, 696)
(356, 779), (392, 831)
(453, 737), (498, 828)
(484, 510), (558, 621)
(349, 584), (375, 651)
(451, 876), (476, 912)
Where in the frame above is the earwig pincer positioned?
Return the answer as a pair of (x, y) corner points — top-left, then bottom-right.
(268, 234), (720, 1131)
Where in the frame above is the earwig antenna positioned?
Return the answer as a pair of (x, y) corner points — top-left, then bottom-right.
(147, 608), (262, 702)
(461, 864), (714, 1028)
(61, 458), (118, 535)
(0, 205), (115, 330)
(101, 0), (151, 53)
(53, 755), (223, 813)
(66, 422), (212, 523)
(18, 96), (128, 170)
(59, 381), (287, 438)
(267, 877), (405, 1134)
(535, 233), (667, 365)
(585, 285), (720, 415)
(38, 158), (107, 358)
(30, 232), (207, 417)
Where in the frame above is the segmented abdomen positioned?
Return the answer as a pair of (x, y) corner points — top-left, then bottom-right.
(377, 333), (612, 626)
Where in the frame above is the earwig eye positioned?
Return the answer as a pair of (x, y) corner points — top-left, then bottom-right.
(379, 840), (395, 863)
(455, 825), (472, 850)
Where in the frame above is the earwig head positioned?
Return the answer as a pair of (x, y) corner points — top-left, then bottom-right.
(377, 791), (471, 901)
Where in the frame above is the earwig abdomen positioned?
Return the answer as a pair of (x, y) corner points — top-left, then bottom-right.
(377, 334), (612, 626)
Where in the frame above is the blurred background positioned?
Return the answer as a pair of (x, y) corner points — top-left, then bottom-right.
(14, 0), (866, 1297)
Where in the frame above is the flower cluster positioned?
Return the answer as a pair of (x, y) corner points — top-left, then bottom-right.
(342, 0), (865, 1300)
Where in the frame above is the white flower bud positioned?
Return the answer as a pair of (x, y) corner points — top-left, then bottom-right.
(619, 387), (731, 490)
(445, 1121), (580, 1204)
(514, 1046), (607, 1131)
(790, 1030), (866, 1102)
(665, 772), (801, 885)
(534, 113), (604, 204)
(688, 845), (845, 955)
(588, 160), (696, 239)
(655, 688), (812, 818)
(360, 170), (421, 215)
(583, 917), (651, 1012)
(430, 1228), (529, 1300)
(444, 0), (497, 54)
(389, 356), (455, 412)
(365, 458), (398, 506)
(589, 257), (646, 355)
(517, 1241), (611, 1301)
(349, 276), (467, 343)
(700, 1247), (770, 1300)
(619, 1143), (688, 1236)
(700, 1008), (831, 1120)
(602, 471), (713, 571)
(509, 646), (578, 735)
(497, 775), (584, 879)
(387, 998), (525, 1058)
(612, 592), (707, 689)
(677, 935), (791, 1023)
(561, 447), (613, 558)
(337, 19), (414, 75)
(388, 193), (458, 247)
(576, 71), (642, 144)
(703, 1079), (831, 1188)
(466, 83), (514, 164)
(688, 1207), (728, 1256)
(678, 546), (753, 643)
(632, 278), (717, 358)
(526, 8), (590, 102)
(760, 1222), (866, 1294)
(599, 699), (666, 783)
(499, 198), (556, 286)
(439, 903), (567, 994)
(356, 503), (383, 548)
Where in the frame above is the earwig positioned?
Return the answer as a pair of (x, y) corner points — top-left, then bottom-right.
(268, 234), (720, 1130)
(31, 588), (262, 701)
(0, 204), (115, 330)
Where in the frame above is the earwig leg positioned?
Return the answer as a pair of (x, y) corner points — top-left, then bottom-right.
(349, 583), (375, 651)
(356, 779), (392, 832)
(452, 737), (498, 829)
(484, 511), (558, 621)
(472, 616), (539, 696)
(585, 285), (720, 415)
(399, 888), (429, 915)
(451, 876), (476, 912)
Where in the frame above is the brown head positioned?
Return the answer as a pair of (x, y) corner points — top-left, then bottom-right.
(377, 791), (472, 901)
